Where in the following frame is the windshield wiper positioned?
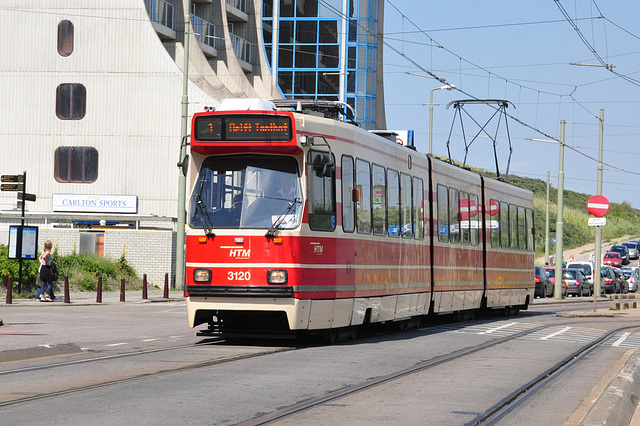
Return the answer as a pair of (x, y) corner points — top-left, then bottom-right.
(195, 177), (215, 238)
(265, 198), (301, 239)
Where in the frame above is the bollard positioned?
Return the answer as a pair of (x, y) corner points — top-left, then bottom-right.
(142, 274), (148, 300)
(96, 275), (102, 303)
(64, 275), (70, 304)
(6, 276), (12, 305)
(120, 277), (125, 302)
(163, 273), (169, 299)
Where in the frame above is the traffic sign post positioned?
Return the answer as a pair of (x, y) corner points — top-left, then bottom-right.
(587, 195), (610, 217)
(587, 195), (609, 310)
(1, 172), (37, 293)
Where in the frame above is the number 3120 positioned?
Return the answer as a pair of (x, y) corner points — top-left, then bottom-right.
(228, 271), (251, 281)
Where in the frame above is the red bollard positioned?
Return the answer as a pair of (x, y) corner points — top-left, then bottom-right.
(6, 276), (12, 305)
(142, 274), (148, 300)
(163, 273), (169, 299)
(120, 278), (125, 302)
(64, 275), (70, 304)
(96, 275), (103, 303)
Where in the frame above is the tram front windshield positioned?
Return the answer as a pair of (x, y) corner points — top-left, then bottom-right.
(189, 156), (302, 230)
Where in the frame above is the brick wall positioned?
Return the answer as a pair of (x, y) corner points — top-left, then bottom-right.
(38, 227), (176, 287)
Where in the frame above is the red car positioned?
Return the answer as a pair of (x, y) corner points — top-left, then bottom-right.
(542, 267), (567, 296)
(603, 252), (622, 267)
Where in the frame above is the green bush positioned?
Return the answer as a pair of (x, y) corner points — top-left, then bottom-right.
(0, 246), (142, 296)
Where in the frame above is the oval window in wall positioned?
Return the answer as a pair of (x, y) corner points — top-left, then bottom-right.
(57, 20), (74, 57)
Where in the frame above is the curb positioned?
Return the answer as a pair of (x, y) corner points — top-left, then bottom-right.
(581, 348), (640, 425)
(0, 343), (83, 363)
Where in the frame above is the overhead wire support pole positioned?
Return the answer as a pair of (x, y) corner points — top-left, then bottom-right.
(176, 0), (191, 291)
(554, 120), (566, 299)
(593, 109), (604, 308)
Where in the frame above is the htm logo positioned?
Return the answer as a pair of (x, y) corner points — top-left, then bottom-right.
(229, 248), (251, 259)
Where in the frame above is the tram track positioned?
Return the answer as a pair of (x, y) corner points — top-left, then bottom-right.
(0, 338), (295, 408)
(240, 322), (640, 425)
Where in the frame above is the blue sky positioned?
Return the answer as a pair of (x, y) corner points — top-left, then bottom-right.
(382, 1), (640, 208)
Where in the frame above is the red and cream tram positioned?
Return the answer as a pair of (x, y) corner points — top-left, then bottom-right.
(185, 98), (535, 337)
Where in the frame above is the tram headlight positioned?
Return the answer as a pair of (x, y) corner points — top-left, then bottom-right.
(267, 269), (288, 284)
(193, 268), (212, 283)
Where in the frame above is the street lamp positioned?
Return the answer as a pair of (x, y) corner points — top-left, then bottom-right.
(429, 84), (456, 155)
(405, 72), (456, 154)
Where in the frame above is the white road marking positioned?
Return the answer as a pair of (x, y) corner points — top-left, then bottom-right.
(105, 342), (128, 347)
(142, 339), (157, 342)
(541, 326), (572, 340)
(480, 322), (518, 334)
(612, 332), (631, 347)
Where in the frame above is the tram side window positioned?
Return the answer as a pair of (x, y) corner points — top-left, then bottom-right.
(525, 208), (535, 251)
(449, 188), (459, 243)
(491, 199), (501, 247)
(470, 194), (479, 245)
(308, 151), (336, 231)
(355, 159), (371, 234)
(500, 201), (509, 248)
(509, 204), (518, 249)
(518, 206), (526, 250)
(387, 169), (400, 237)
(372, 164), (387, 235)
(401, 173), (413, 238)
(460, 191), (470, 244)
(437, 184), (449, 242)
(341, 156), (355, 233)
(413, 177), (424, 239)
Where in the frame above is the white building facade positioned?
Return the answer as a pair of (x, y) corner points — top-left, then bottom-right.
(0, 0), (384, 287)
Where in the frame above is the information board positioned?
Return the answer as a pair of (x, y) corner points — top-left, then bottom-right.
(8, 225), (38, 260)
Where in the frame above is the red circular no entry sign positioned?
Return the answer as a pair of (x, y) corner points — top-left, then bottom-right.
(587, 195), (609, 217)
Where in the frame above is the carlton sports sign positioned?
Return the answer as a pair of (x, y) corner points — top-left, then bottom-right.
(586, 195), (609, 218)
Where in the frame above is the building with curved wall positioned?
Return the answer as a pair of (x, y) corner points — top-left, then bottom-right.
(0, 0), (385, 288)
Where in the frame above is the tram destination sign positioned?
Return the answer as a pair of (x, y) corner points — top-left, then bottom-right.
(194, 114), (292, 142)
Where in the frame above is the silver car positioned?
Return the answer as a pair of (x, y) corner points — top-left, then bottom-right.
(622, 267), (640, 292)
(622, 242), (639, 260)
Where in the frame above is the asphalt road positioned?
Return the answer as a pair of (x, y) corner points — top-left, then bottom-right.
(1, 295), (640, 425)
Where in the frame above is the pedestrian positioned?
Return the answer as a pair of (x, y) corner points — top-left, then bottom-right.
(38, 240), (53, 302)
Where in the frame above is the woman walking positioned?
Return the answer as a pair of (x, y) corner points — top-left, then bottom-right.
(38, 240), (53, 302)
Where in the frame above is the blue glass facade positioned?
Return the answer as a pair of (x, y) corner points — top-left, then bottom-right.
(262, 0), (380, 129)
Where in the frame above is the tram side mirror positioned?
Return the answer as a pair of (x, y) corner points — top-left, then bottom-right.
(312, 154), (325, 177)
(352, 188), (360, 203)
(322, 161), (334, 177)
(177, 155), (189, 176)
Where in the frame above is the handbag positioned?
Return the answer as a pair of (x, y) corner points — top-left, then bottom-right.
(39, 264), (52, 282)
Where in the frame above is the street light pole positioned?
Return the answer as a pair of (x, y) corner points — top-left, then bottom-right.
(554, 120), (566, 299)
(429, 84), (455, 155)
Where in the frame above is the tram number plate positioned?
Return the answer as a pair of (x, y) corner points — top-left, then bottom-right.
(228, 271), (251, 281)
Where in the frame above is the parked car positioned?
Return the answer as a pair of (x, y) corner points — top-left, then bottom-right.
(609, 245), (630, 265)
(535, 266), (553, 298)
(566, 261), (594, 294)
(600, 266), (621, 294)
(562, 269), (591, 297)
(603, 252), (622, 268)
(622, 242), (640, 260)
(612, 267), (630, 294)
(542, 267), (567, 296)
(621, 267), (639, 293)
